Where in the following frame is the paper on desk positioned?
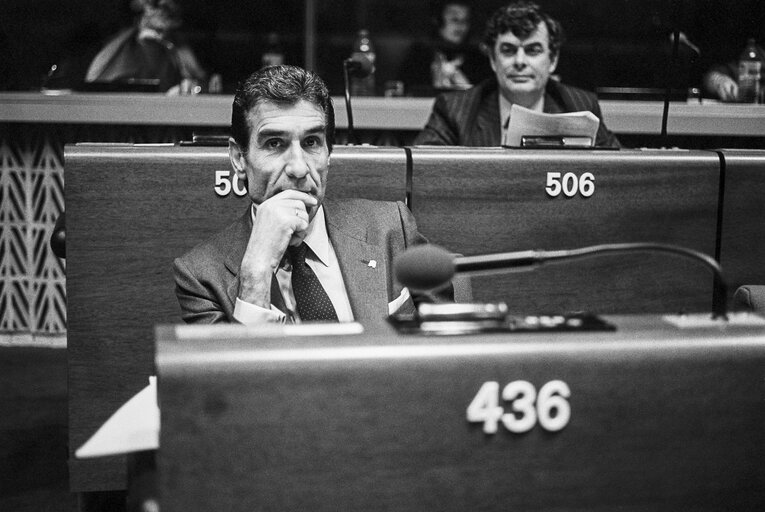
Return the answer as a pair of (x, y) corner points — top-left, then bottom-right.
(504, 104), (600, 147)
(663, 312), (765, 329)
(75, 376), (159, 458)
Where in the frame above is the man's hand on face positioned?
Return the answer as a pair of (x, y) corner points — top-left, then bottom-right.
(237, 190), (318, 307)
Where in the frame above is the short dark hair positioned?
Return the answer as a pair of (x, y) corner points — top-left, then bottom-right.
(231, 65), (335, 153)
(482, 1), (564, 58)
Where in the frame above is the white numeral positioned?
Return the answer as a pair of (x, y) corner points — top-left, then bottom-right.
(467, 380), (571, 434)
(537, 380), (571, 432)
(545, 171), (562, 196)
(232, 172), (247, 196)
(579, 172), (595, 197)
(501, 380), (537, 433)
(466, 381), (504, 434)
(545, 172), (595, 198)
(214, 170), (231, 197)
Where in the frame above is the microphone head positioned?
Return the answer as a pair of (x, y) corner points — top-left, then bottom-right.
(345, 54), (375, 78)
(394, 244), (455, 292)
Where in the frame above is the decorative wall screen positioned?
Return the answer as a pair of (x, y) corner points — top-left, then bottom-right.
(0, 137), (66, 334)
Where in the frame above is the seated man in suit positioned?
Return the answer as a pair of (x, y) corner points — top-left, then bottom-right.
(174, 65), (435, 325)
(415, 1), (620, 148)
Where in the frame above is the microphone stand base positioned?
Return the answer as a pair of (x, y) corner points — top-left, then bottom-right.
(388, 306), (615, 336)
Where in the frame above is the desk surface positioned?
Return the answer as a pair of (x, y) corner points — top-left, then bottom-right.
(3, 92), (765, 136)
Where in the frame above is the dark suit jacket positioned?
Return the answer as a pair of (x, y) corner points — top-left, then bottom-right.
(414, 79), (620, 148)
(173, 198), (424, 325)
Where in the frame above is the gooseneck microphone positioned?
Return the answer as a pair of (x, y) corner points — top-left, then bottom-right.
(661, 0), (682, 147)
(394, 243), (728, 319)
(342, 54), (375, 145)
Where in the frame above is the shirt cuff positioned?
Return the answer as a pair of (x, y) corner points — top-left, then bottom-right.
(233, 297), (287, 325)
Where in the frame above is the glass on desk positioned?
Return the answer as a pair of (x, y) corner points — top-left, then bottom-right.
(179, 78), (202, 95)
(687, 87), (702, 103)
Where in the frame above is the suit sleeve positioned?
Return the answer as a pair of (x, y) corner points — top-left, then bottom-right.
(413, 94), (459, 145)
(173, 256), (230, 324)
(590, 98), (621, 148)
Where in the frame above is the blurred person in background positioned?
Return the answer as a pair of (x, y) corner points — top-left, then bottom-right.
(84, 0), (206, 93)
(702, 41), (764, 102)
(397, 1), (490, 95)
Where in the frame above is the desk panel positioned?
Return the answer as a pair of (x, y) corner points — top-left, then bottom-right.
(718, 150), (765, 292)
(410, 148), (721, 314)
(157, 319), (765, 512)
(65, 144), (407, 491)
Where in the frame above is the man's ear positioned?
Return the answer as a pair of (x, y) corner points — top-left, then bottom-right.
(549, 52), (559, 74)
(228, 137), (247, 183)
(488, 52), (497, 73)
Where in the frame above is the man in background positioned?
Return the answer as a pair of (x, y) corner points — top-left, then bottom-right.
(415, 0), (619, 147)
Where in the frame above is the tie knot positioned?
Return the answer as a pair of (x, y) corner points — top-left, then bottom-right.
(288, 243), (309, 266)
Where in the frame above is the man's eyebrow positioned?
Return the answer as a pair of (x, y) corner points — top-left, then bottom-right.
(256, 124), (326, 139)
(499, 41), (545, 50)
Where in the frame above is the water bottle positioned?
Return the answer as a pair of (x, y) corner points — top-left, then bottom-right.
(350, 29), (376, 96)
(261, 32), (285, 68)
(737, 38), (762, 103)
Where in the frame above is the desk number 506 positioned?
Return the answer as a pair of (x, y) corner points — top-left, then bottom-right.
(466, 380), (571, 434)
(545, 172), (594, 198)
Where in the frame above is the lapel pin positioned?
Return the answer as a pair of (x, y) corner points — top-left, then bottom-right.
(367, 259), (377, 269)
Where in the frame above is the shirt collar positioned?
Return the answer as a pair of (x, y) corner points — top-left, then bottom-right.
(302, 204), (330, 266)
(250, 203), (331, 267)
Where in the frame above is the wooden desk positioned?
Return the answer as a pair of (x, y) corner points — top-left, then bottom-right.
(156, 318), (765, 512)
(409, 147), (721, 314)
(3, 92), (765, 135)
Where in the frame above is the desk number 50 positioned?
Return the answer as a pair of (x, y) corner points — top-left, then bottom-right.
(466, 380), (571, 434)
(214, 170), (247, 197)
(546, 172), (594, 198)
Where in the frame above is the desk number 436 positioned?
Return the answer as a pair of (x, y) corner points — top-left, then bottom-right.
(466, 380), (571, 434)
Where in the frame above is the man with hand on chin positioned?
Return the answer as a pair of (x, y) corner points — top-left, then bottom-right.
(174, 65), (434, 325)
(414, 1), (619, 148)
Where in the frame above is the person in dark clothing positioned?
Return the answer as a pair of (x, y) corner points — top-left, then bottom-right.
(397, 1), (490, 95)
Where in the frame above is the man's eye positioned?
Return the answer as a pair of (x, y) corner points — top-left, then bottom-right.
(304, 136), (322, 148)
(266, 139), (283, 149)
(525, 45), (544, 56)
(500, 45), (518, 55)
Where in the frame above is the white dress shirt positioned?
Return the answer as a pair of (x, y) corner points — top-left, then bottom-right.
(233, 204), (354, 324)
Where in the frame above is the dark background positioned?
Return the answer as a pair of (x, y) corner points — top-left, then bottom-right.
(2, 0), (764, 95)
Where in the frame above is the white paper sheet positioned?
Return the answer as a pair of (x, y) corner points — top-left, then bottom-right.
(75, 376), (159, 458)
(504, 104), (600, 147)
